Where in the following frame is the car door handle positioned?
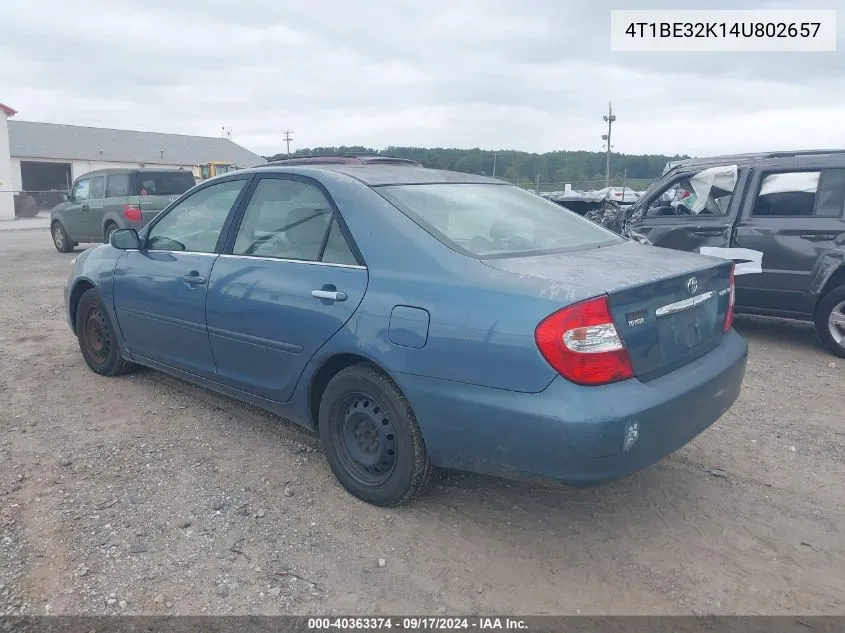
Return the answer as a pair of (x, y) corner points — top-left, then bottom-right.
(311, 289), (347, 301)
(81, 204), (89, 211)
(183, 274), (206, 285)
(799, 233), (838, 242)
(693, 229), (724, 237)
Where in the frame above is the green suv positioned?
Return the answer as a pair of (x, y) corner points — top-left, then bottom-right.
(50, 168), (197, 253)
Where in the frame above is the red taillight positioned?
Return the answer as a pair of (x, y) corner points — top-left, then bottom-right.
(724, 263), (736, 332)
(534, 296), (634, 386)
(123, 204), (142, 223)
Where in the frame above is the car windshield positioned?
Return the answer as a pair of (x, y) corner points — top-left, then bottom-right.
(136, 171), (196, 196)
(377, 183), (624, 258)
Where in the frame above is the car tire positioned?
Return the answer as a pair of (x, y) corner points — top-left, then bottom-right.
(319, 364), (433, 506)
(815, 285), (845, 358)
(75, 288), (136, 376)
(104, 222), (118, 244)
(51, 221), (75, 253)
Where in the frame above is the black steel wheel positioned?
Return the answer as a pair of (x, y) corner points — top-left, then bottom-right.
(75, 288), (135, 376)
(51, 222), (74, 253)
(319, 364), (432, 506)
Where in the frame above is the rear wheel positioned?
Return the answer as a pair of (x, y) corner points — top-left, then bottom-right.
(815, 285), (845, 358)
(103, 222), (118, 243)
(75, 288), (136, 376)
(51, 222), (75, 253)
(319, 364), (432, 506)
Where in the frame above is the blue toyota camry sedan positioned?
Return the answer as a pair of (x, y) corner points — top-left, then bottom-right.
(64, 155), (747, 506)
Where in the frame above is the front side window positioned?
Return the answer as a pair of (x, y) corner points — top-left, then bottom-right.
(72, 179), (90, 201)
(377, 183), (622, 258)
(646, 164), (738, 218)
(90, 176), (105, 200)
(233, 178), (357, 264)
(146, 179), (246, 253)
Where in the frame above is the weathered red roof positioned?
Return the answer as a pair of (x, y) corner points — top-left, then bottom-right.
(0, 103), (17, 117)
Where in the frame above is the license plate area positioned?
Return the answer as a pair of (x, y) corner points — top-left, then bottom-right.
(658, 299), (716, 356)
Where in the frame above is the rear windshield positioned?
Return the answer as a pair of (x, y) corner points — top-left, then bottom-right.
(136, 171), (196, 196)
(377, 183), (624, 258)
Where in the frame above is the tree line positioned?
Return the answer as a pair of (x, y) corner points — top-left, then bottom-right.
(266, 146), (688, 190)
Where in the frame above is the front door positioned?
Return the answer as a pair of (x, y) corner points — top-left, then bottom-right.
(85, 175), (107, 240)
(626, 165), (744, 256)
(206, 175), (368, 402)
(112, 177), (250, 379)
(732, 168), (845, 316)
(64, 177), (91, 241)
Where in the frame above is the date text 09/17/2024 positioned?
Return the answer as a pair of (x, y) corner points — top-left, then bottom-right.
(307, 617), (528, 630)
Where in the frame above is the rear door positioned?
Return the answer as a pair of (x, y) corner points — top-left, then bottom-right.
(112, 177), (251, 379)
(136, 171), (197, 226)
(732, 167), (845, 316)
(626, 164), (744, 254)
(206, 175), (368, 402)
(63, 177), (91, 241)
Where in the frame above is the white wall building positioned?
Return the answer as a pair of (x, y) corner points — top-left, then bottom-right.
(0, 106), (265, 219)
(0, 103), (16, 220)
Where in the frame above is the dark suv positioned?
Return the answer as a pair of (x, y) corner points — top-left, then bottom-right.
(622, 149), (845, 357)
(50, 168), (196, 253)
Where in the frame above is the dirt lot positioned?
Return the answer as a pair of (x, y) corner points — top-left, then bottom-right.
(0, 228), (842, 616)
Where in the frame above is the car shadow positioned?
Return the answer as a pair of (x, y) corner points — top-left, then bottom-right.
(732, 313), (824, 355)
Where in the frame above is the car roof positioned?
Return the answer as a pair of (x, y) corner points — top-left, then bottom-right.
(76, 167), (194, 178)
(667, 149), (845, 174)
(264, 154), (422, 167)
(249, 163), (503, 186)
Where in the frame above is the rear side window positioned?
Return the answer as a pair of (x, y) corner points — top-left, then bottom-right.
(106, 173), (131, 197)
(90, 176), (105, 200)
(750, 170), (845, 218)
(232, 178), (358, 265)
(377, 183), (622, 258)
(136, 171), (196, 196)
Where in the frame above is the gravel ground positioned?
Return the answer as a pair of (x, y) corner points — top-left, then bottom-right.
(0, 229), (842, 616)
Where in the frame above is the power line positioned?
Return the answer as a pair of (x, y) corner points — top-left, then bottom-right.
(283, 130), (294, 155)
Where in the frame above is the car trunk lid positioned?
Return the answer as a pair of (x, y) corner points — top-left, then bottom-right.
(482, 241), (734, 381)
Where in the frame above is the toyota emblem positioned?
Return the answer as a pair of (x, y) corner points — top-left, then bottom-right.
(686, 277), (699, 295)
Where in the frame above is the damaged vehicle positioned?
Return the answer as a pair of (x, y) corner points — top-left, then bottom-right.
(64, 158), (747, 506)
(620, 150), (845, 357)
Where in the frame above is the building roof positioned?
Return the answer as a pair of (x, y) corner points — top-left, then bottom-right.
(0, 103), (17, 117)
(7, 120), (266, 167)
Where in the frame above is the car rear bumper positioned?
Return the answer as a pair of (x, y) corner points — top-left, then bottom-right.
(393, 329), (748, 484)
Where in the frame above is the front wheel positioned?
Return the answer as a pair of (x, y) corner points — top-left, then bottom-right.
(815, 285), (845, 358)
(104, 222), (118, 244)
(75, 288), (136, 376)
(319, 364), (433, 506)
(51, 222), (75, 253)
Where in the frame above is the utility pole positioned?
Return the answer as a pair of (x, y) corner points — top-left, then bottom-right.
(283, 130), (294, 155)
(535, 173), (541, 194)
(492, 153), (497, 179)
(602, 101), (616, 188)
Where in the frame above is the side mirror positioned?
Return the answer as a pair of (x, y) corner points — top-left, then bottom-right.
(110, 228), (142, 250)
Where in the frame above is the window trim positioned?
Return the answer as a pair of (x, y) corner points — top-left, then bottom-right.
(749, 168), (826, 219)
(221, 173), (366, 267)
(140, 174), (253, 254)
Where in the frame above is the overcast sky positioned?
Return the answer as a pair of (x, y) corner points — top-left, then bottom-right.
(1, 0), (842, 157)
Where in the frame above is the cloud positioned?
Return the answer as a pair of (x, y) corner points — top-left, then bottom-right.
(1, 0), (843, 157)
